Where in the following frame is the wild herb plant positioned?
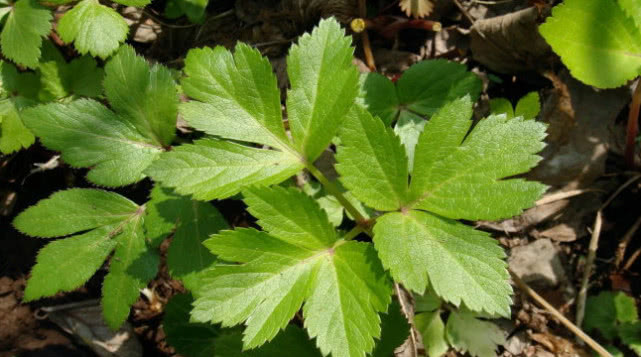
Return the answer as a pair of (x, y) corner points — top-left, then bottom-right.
(13, 18), (548, 356)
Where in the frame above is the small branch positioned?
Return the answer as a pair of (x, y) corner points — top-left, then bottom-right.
(304, 161), (369, 228)
(395, 283), (418, 357)
(342, 225), (365, 241)
(623, 245), (641, 271)
(625, 78), (641, 168)
(357, 0), (376, 71)
(511, 272), (613, 357)
(615, 214), (641, 268)
(576, 210), (602, 328)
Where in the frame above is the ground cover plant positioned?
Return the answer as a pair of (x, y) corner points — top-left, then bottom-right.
(2, 0), (641, 356)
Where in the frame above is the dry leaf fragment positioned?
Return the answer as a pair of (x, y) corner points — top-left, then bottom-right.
(399, 0), (434, 18)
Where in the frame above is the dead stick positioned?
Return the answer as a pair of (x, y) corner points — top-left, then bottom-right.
(394, 283), (418, 357)
(511, 272), (613, 357)
(576, 210), (602, 328)
(615, 214), (641, 268)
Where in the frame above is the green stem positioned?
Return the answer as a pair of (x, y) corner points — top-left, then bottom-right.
(342, 225), (365, 241)
(304, 161), (368, 225)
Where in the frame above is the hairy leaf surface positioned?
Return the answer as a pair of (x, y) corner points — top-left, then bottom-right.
(335, 105), (409, 211)
(14, 189), (155, 329)
(286, 18), (359, 161)
(0, 0), (52, 68)
(373, 211), (511, 316)
(57, 0), (128, 58)
(22, 47), (177, 186)
(192, 186), (392, 357)
(147, 139), (303, 200)
(539, 0), (641, 88)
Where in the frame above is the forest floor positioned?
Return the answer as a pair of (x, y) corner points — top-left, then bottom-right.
(1, 0), (640, 356)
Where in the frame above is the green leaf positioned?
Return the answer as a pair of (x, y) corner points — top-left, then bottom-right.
(415, 311), (449, 357)
(164, 293), (220, 357)
(584, 291), (638, 340)
(102, 212), (158, 329)
(372, 300), (411, 357)
(104, 46), (178, 147)
(539, 0), (641, 88)
(619, 0), (641, 29)
(145, 186), (228, 289)
(0, 0), (52, 68)
(360, 60), (481, 124)
(164, 294), (322, 357)
(286, 18), (359, 161)
(180, 45), (289, 150)
(22, 47), (176, 187)
(393, 111), (425, 172)
(408, 97), (547, 220)
(1, 60), (41, 100)
(373, 210), (511, 316)
(358, 72), (399, 126)
(0, 98), (35, 153)
(37, 41), (104, 100)
(445, 311), (505, 357)
(488, 98), (514, 119)
(335, 105), (409, 211)
(13, 188), (139, 238)
(22, 99), (163, 186)
(415, 288), (441, 313)
(24, 226), (118, 300)
(57, 0), (129, 58)
(514, 92), (540, 120)
(13, 188), (153, 329)
(164, 0), (207, 23)
(146, 138), (304, 200)
(192, 186), (392, 357)
(112, 0), (151, 7)
(619, 322), (641, 356)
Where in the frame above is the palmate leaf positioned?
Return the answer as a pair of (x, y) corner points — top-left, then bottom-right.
(0, 0), (52, 68)
(22, 45), (178, 187)
(13, 189), (157, 329)
(148, 18), (359, 200)
(539, 0), (641, 88)
(192, 186), (392, 357)
(57, 0), (129, 58)
(144, 186), (228, 289)
(337, 96), (546, 316)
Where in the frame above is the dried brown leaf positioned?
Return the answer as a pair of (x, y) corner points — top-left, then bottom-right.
(399, 0), (434, 18)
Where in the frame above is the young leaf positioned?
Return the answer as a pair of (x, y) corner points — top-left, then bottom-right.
(373, 211), (511, 316)
(489, 98), (514, 119)
(22, 46), (177, 187)
(145, 186), (228, 289)
(335, 105), (409, 211)
(408, 98), (547, 221)
(57, 0), (129, 58)
(13, 189), (156, 329)
(514, 92), (540, 121)
(445, 311), (506, 357)
(539, 0), (641, 88)
(0, 0), (52, 68)
(147, 138), (304, 200)
(192, 186), (392, 357)
(286, 18), (359, 161)
(415, 311), (449, 357)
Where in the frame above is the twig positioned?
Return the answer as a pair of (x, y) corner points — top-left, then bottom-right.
(576, 210), (602, 329)
(395, 283), (418, 357)
(576, 174), (641, 329)
(625, 78), (641, 168)
(511, 272), (613, 357)
(357, 0), (376, 71)
(452, 0), (476, 25)
(623, 245), (641, 271)
(535, 189), (593, 206)
(615, 214), (641, 268)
